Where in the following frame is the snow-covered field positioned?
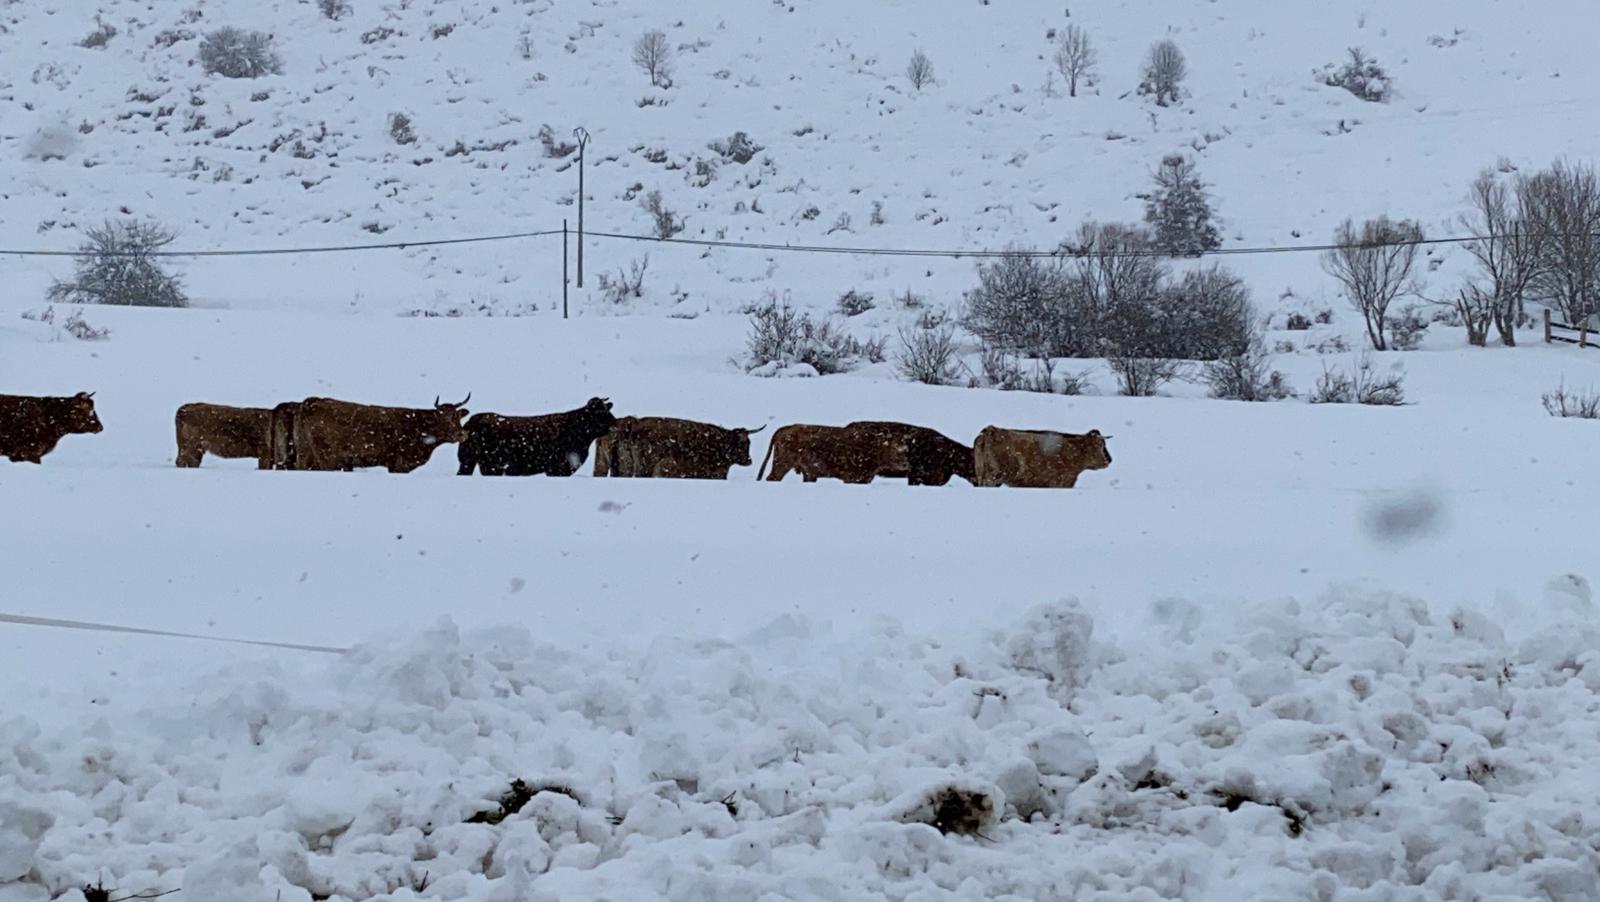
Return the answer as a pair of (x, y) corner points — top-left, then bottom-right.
(6, 0), (1600, 897)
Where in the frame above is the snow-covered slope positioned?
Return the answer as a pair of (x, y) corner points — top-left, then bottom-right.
(1, 0), (1594, 313)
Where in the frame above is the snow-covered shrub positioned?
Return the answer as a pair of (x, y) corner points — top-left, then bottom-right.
(1542, 381), (1600, 419)
(597, 255), (649, 304)
(836, 289), (874, 316)
(896, 323), (961, 385)
(980, 347), (1084, 394)
(962, 249), (1075, 356)
(24, 124), (78, 161)
(1312, 354), (1405, 406)
(387, 112), (416, 145)
(1108, 355), (1184, 397)
(1285, 312), (1312, 331)
(153, 28), (195, 48)
(538, 125), (577, 158)
(47, 220), (187, 308)
(906, 49), (935, 90)
(1144, 154), (1220, 257)
(516, 30), (535, 60)
(1054, 25), (1096, 97)
(632, 30), (674, 88)
(745, 295), (884, 375)
(79, 18), (117, 49)
(1321, 216), (1424, 350)
(1203, 340), (1291, 401)
(62, 309), (110, 341)
(318, 0), (352, 20)
(711, 131), (761, 164)
(640, 190), (684, 239)
(1006, 599), (1096, 696)
(199, 28), (282, 79)
(1386, 306), (1428, 350)
(1319, 47), (1392, 102)
(1138, 39), (1186, 106)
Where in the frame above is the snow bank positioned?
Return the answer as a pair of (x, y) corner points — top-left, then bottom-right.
(4, 587), (1598, 900)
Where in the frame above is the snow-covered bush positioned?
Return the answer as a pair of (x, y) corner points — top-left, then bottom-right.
(1138, 39), (1186, 106)
(1387, 306), (1428, 351)
(633, 30), (674, 88)
(1108, 355), (1185, 397)
(745, 295), (885, 375)
(907, 49), (935, 91)
(62, 309), (111, 341)
(387, 112), (416, 145)
(597, 255), (649, 304)
(1311, 354), (1405, 406)
(979, 347), (1086, 394)
(318, 0), (352, 20)
(640, 190), (684, 239)
(836, 289), (875, 316)
(79, 18), (117, 49)
(24, 125), (78, 161)
(199, 28), (282, 79)
(1542, 381), (1600, 419)
(1144, 154), (1221, 257)
(896, 323), (961, 385)
(1203, 341), (1292, 401)
(47, 220), (188, 308)
(1319, 47), (1392, 102)
(711, 131), (762, 164)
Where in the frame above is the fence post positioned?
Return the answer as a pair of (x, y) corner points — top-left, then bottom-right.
(562, 219), (569, 320)
(1544, 308), (1552, 344)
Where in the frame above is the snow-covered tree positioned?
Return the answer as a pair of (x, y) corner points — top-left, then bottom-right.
(907, 49), (935, 91)
(1138, 39), (1186, 106)
(1143, 154), (1221, 256)
(632, 30), (674, 88)
(1053, 25), (1096, 97)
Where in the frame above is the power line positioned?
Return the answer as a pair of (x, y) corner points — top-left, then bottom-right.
(0, 610), (348, 654)
(0, 228), (563, 258)
(587, 228), (1600, 260)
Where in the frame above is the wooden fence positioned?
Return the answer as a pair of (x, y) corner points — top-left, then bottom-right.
(1544, 309), (1595, 348)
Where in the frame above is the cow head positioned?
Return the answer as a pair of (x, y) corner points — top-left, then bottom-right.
(68, 391), (104, 434)
(580, 397), (618, 439)
(1083, 429), (1112, 469)
(726, 423), (766, 466)
(430, 393), (472, 444)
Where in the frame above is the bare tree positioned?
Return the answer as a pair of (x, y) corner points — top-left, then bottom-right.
(907, 49), (935, 91)
(896, 323), (961, 385)
(1457, 170), (1542, 345)
(632, 30), (674, 88)
(1321, 216), (1424, 351)
(1521, 159), (1600, 327)
(1138, 39), (1186, 107)
(1053, 25), (1096, 97)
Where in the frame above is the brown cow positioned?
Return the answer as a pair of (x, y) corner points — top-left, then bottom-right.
(292, 395), (470, 473)
(757, 421), (965, 484)
(268, 401), (302, 470)
(0, 391), (103, 463)
(175, 403), (273, 468)
(845, 421), (975, 486)
(594, 416), (766, 479)
(973, 426), (1112, 488)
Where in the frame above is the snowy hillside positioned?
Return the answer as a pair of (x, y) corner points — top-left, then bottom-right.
(1, 0), (1595, 313)
(5, 0), (1600, 899)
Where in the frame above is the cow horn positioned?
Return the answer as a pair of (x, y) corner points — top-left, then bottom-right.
(434, 394), (441, 407)
(741, 423), (768, 435)
(83, 391), (96, 399)
(456, 392), (471, 407)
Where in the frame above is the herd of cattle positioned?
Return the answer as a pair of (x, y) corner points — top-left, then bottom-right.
(0, 392), (1115, 488)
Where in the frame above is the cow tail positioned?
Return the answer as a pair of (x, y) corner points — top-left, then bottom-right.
(756, 435), (776, 480)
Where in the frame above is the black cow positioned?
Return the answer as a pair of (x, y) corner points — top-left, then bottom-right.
(457, 397), (617, 476)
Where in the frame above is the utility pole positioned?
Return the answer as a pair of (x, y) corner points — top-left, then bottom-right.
(573, 127), (590, 288)
(562, 218), (569, 320)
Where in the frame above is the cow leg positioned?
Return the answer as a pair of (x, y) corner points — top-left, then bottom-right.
(175, 447), (203, 467)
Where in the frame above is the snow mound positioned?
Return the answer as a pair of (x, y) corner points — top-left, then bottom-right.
(3, 587), (1600, 899)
